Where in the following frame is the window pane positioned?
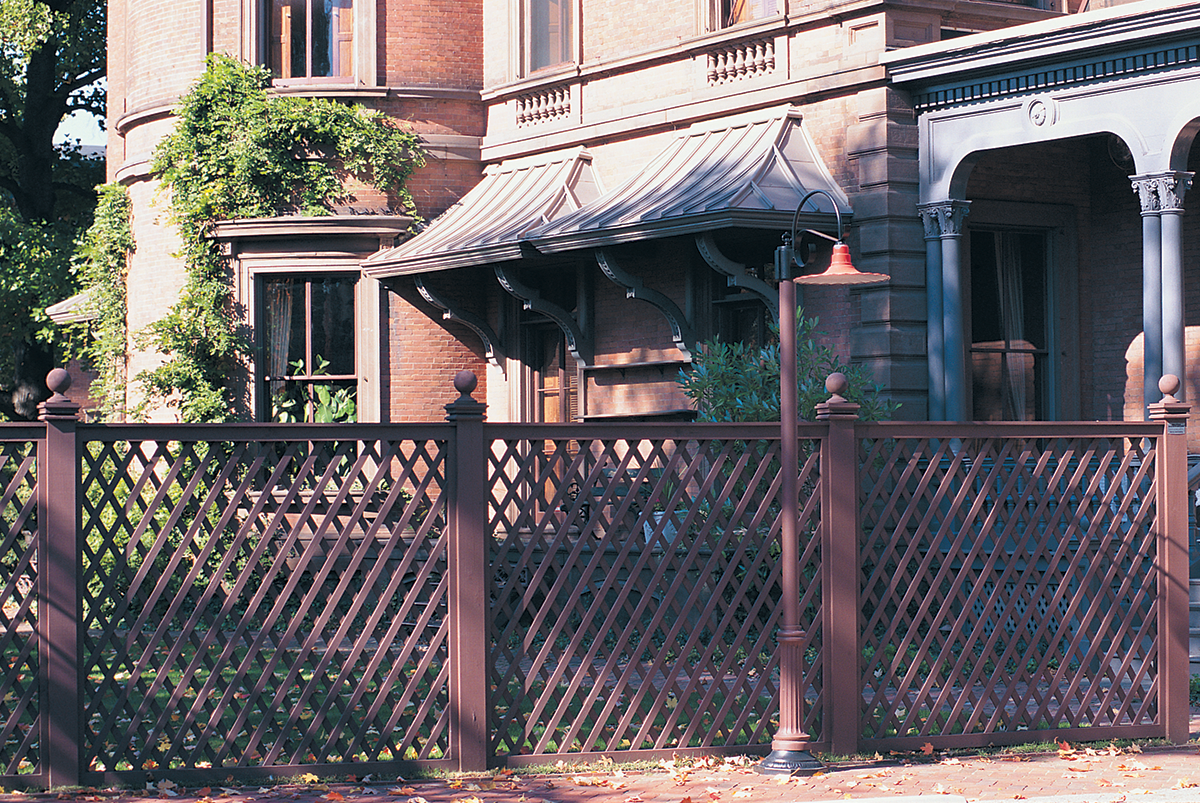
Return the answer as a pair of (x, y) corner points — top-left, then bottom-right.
(263, 278), (303, 376)
(530, 0), (570, 71)
(310, 276), (356, 376)
(269, 0), (353, 79)
(722, 0), (777, 27)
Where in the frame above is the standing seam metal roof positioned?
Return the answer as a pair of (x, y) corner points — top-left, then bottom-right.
(363, 147), (603, 277)
(526, 106), (850, 253)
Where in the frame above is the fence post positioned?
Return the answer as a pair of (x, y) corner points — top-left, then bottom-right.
(816, 373), (861, 758)
(445, 371), (489, 771)
(37, 369), (81, 788)
(1146, 374), (1190, 743)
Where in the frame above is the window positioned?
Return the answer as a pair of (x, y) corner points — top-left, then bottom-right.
(528, 0), (572, 73)
(269, 0), (353, 80)
(525, 325), (578, 422)
(969, 230), (1049, 421)
(261, 275), (358, 422)
(719, 0), (778, 28)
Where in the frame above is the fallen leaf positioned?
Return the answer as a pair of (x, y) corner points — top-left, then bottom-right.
(732, 790), (753, 798)
(920, 742), (934, 756)
(940, 758), (961, 765)
(1175, 778), (1198, 789)
(298, 775), (319, 785)
(322, 794), (344, 802)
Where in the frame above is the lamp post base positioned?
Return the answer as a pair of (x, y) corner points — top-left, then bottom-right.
(754, 749), (824, 776)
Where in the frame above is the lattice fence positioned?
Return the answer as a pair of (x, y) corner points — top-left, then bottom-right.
(858, 428), (1164, 748)
(0, 434), (39, 780)
(77, 427), (452, 782)
(487, 425), (822, 758)
(0, 402), (1191, 787)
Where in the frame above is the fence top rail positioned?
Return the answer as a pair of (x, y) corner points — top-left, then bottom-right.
(77, 422), (455, 442)
(487, 422), (823, 439)
(0, 423), (48, 439)
(857, 421), (1165, 439)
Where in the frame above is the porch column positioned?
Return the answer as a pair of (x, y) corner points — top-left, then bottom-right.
(918, 204), (945, 420)
(1132, 173), (1192, 412)
(922, 200), (970, 421)
(1158, 173), (1193, 399)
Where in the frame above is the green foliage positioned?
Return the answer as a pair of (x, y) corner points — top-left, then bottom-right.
(140, 54), (424, 422)
(271, 355), (357, 424)
(678, 310), (897, 422)
(73, 183), (132, 420)
(0, 0), (105, 223)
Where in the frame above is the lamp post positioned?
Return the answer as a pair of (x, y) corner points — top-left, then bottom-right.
(756, 189), (887, 775)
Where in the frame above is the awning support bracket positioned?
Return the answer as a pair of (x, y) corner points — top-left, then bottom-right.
(493, 264), (592, 365)
(595, 248), (696, 359)
(695, 233), (780, 323)
(415, 276), (506, 370)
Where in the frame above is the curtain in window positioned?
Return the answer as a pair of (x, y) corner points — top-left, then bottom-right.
(995, 233), (1027, 421)
(265, 281), (294, 398)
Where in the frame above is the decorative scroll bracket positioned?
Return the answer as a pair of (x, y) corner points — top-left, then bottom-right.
(694, 233), (780, 323)
(415, 276), (505, 371)
(493, 264), (592, 365)
(595, 248), (696, 359)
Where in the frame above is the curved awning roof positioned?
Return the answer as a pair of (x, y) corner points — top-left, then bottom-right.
(363, 147), (603, 277)
(526, 106), (850, 253)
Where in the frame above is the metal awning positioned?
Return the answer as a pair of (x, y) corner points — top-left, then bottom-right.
(363, 148), (603, 277)
(527, 106), (850, 253)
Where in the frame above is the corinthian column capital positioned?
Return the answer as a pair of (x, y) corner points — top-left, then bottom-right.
(917, 200), (971, 238)
(1132, 172), (1194, 214)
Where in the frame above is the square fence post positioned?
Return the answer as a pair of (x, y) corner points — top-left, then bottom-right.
(816, 375), (861, 758)
(1147, 374), (1190, 743)
(37, 370), (81, 788)
(445, 371), (489, 771)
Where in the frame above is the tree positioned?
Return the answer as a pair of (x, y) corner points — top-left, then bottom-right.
(0, 0), (105, 418)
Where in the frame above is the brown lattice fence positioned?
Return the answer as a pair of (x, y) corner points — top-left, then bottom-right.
(0, 380), (1190, 788)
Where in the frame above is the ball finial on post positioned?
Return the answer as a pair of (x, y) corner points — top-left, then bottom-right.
(825, 371), (849, 401)
(1159, 374), (1181, 402)
(453, 370), (478, 399)
(46, 368), (72, 399)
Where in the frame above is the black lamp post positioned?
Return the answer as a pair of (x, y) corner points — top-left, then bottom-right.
(756, 189), (887, 775)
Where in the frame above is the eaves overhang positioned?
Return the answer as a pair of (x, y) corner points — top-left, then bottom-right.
(883, 0), (1200, 113)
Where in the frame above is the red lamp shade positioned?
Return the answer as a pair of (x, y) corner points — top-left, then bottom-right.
(794, 242), (888, 286)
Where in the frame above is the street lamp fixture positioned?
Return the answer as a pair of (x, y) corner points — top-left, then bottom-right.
(756, 189), (886, 776)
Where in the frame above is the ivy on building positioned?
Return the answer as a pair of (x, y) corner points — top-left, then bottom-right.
(138, 53), (424, 422)
(74, 183), (133, 421)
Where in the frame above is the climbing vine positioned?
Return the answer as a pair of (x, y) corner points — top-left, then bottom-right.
(139, 53), (424, 422)
(75, 182), (133, 421)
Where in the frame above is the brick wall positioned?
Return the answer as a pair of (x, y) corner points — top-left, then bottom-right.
(385, 284), (489, 421)
(381, 0), (482, 88)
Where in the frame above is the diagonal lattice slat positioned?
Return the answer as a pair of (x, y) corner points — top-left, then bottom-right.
(79, 430), (452, 777)
(0, 440), (39, 777)
(858, 432), (1161, 745)
(487, 428), (823, 757)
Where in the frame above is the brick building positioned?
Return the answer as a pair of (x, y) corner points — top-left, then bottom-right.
(108, 0), (1200, 428)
